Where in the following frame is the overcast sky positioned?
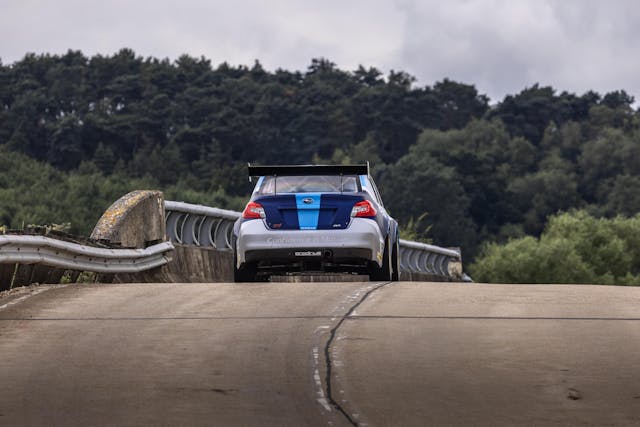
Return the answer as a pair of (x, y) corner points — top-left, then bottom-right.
(2, 0), (639, 103)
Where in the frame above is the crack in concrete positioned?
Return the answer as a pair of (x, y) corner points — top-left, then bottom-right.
(323, 281), (394, 426)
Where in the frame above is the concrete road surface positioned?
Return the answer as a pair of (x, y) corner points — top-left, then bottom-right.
(1, 282), (640, 426)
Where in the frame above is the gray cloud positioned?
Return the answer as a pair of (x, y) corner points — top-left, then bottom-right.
(397, 0), (640, 101)
(1, 0), (639, 103)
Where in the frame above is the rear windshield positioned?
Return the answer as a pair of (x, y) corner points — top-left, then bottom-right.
(257, 175), (360, 194)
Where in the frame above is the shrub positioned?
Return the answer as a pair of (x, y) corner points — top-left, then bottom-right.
(470, 211), (640, 285)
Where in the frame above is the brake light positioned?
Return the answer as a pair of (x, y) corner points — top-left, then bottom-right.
(351, 200), (377, 218)
(242, 201), (266, 219)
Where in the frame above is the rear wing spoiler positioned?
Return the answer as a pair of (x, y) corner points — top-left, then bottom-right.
(248, 163), (369, 178)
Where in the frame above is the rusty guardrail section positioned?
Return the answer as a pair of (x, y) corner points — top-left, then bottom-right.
(0, 190), (174, 290)
(0, 235), (172, 273)
(164, 200), (465, 280)
(0, 234), (174, 290)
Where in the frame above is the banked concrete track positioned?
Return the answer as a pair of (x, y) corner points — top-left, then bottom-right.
(1, 282), (640, 426)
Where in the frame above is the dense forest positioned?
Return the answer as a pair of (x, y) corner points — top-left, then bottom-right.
(1, 49), (639, 282)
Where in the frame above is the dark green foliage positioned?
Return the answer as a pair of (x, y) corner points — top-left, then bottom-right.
(377, 137), (476, 251)
(1, 50), (640, 281)
(0, 50), (489, 173)
(0, 146), (245, 235)
(488, 85), (606, 144)
(470, 212), (640, 285)
(376, 112), (640, 263)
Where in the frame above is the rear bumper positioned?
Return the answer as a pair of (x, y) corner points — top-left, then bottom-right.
(244, 247), (372, 264)
(235, 218), (385, 268)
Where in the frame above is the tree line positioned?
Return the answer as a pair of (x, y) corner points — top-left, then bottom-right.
(1, 49), (639, 282)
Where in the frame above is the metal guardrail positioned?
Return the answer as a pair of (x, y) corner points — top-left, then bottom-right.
(165, 201), (240, 249)
(164, 201), (463, 279)
(0, 235), (174, 274)
(0, 202), (463, 280)
(398, 239), (462, 278)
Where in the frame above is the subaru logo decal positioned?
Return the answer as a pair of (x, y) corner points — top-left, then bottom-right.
(302, 198), (314, 204)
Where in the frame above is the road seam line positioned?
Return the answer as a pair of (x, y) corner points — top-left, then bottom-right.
(323, 281), (394, 426)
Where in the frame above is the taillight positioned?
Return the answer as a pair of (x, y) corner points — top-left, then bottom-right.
(242, 201), (266, 219)
(351, 200), (377, 218)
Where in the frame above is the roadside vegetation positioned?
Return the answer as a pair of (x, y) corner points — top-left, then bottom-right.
(0, 147), (245, 233)
(1, 49), (639, 283)
(470, 211), (640, 285)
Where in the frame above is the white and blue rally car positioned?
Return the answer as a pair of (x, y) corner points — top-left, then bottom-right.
(233, 164), (400, 282)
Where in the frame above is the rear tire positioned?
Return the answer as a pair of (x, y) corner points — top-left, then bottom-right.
(234, 262), (257, 282)
(369, 237), (392, 281)
(391, 238), (400, 281)
(234, 247), (257, 282)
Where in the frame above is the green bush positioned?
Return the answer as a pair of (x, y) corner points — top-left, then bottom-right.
(470, 211), (640, 285)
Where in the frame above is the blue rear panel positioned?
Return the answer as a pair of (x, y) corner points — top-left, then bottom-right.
(253, 193), (365, 230)
(255, 195), (299, 230)
(317, 194), (362, 229)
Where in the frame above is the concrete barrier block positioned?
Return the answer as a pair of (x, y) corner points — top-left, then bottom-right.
(91, 190), (166, 249)
(113, 245), (234, 283)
